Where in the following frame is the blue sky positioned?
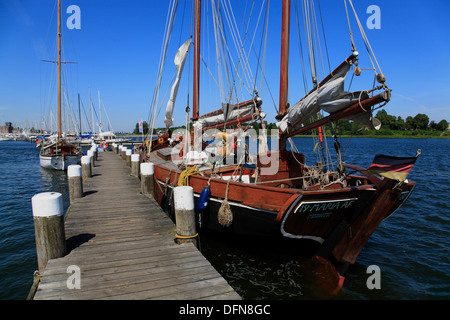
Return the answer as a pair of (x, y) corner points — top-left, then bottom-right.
(1, 0), (449, 133)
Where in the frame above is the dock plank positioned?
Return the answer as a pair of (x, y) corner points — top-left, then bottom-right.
(32, 150), (240, 300)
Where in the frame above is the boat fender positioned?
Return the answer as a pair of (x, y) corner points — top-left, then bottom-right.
(197, 185), (211, 211)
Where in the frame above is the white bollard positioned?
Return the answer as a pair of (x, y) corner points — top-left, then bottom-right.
(140, 162), (154, 196)
(174, 186), (197, 244)
(91, 144), (98, 160)
(126, 149), (132, 167)
(68, 165), (83, 203)
(32, 192), (66, 272)
(131, 154), (140, 176)
(81, 155), (92, 179)
(87, 150), (95, 170)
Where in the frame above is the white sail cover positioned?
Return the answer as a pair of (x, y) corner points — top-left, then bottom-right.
(164, 39), (192, 128)
(277, 63), (380, 132)
(195, 103), (256, 128)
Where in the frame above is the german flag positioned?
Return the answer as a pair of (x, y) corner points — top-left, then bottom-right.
(367, 154), (418, 181)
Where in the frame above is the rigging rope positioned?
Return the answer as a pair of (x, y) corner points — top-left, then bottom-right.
(347, 0), (383, 76)
(178, 165), (200, 186)
(147, 0), (179, 154)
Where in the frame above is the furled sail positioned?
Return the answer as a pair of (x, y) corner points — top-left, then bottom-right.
(193, 97), (261, 129)
(277, 63), (380, 133)
(164, 39), (192, 128)
(195, 103), (256, 128)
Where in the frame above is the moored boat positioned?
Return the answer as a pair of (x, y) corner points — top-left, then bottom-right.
(139, 0), (420, 288)
(39, 0), (82, 170)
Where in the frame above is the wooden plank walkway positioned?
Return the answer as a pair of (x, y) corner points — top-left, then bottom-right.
(33, 150), (240, 300)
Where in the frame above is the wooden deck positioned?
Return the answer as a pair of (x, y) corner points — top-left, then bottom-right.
(33, 150), (240, 300)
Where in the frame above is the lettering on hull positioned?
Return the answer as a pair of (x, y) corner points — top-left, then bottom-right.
(281, 198), (358, 241)
(294, 198), (357, 214)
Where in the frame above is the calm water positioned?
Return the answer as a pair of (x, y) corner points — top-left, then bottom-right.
(0, 138), (448, 300)
(199, 137), (450, 300)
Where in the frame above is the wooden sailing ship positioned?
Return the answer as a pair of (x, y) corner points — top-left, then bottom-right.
(39, 0), (82, 170)
(138, 0), (419, 287)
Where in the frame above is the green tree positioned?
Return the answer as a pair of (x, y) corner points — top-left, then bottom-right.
(429, 120), (437, 130)
(413, 113), (429, 130)
(133, 121), (149, 134)
(405, 116), (416, 130)
(437, 119), (449, 131)
(391, 116), (405, 130)
(376, 109), (397, 129)
(376, 109), (389, 125)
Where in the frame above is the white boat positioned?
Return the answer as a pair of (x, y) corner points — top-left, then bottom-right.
(95, 131), (129, 144)
(39, 144), (81, 170)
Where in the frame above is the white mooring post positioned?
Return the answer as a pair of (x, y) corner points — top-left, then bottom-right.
(32, 192), (66, 272)
(81, 155), (92, 179)
(68, 165), (83, 203)
(173, 186), (197, 244)
(126, 149), (132, 167)
(87, 150), (95, 169)
(92, 144), (98, 161)
(131, 154), (140, 176)
(140, 162), (154, 196)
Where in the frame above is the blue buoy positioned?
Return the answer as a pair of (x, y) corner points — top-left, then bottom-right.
(197, 186), (211, 211)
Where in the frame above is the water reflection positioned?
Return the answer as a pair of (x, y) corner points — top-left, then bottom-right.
(198, 231), (348, 299)
(38, 166), (70, 212)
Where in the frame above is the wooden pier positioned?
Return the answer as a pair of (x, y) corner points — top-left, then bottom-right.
(32, 149), (240, 300)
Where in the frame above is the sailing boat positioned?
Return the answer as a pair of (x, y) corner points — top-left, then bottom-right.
(39, 0), (82, 170)
(94, 90), (129, 146)
(139, 0), (419, 285)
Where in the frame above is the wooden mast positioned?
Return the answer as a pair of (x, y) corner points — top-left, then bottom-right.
(57, 0), (62, 139)
(277, 0), (290, 152)
(192, 0), (201, 121)
(277, 0), (290, 121)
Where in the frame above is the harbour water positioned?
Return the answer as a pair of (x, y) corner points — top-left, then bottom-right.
(0, 138), (448, 300)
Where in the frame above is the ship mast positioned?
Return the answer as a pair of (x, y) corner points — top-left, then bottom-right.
(277, 0), (290, 121)
(57, 0), (62, 139)
(277, 0), (290, 151)
(192, 0), (201, 121)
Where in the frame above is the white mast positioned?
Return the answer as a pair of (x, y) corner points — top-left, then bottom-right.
(89, 87), (94, 135)
(98, 90), (102, 135)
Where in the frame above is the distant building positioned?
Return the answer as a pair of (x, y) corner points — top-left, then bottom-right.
(0, 122), (13, 134)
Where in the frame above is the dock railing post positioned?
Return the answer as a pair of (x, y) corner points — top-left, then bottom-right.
(32, 192), (66, 272)
(174, 186), (197, 245)
(140, 162), (154, 196)
(126, 149), (132, 167)
(68, 165), (83, 203)
(87, 149), (95, 168)
(92, 144), (98, 161)
(131, 154), (140, 176)
(81, 155), (92, 180)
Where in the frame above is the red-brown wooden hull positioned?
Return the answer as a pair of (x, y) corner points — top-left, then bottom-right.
(145, 148), (416, 267)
